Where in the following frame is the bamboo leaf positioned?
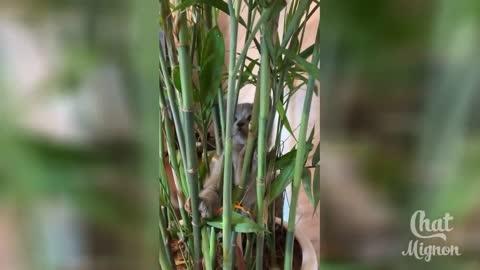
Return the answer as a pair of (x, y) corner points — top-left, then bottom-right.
(268, 161), (294, 202)
(174, 0), (229, 14)
(276, 101), (296, 141)
(268, 139), (313, 202)
(172, 66), (182, 92)
(279, 47), (321, 82)
(312, 142), (320, 166)
(301, 168), (314, 205)
(238, 61), (257, 88)
(307, 126), (315, 145)
(299, 44), (315, 59)
(276, 142), (313, 170)
(281, 36), (299, 69)
(313, 165), (320, 213)
(200, 27), (225, 107)
(270, 141), (314, 203)
(207, 212), (263, 233)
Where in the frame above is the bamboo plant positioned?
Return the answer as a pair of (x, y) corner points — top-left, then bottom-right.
(159, 0), (320, 269)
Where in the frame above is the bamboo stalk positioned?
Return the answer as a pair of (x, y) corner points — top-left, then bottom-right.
(244, 234), (253, 268)
(158, 233), (173, 270)
(202, 226), (213, 270)
(158, 215), (175, 269)
(217, 88), (226, 138)
(159, 119), (175, 269)
(212, 105), (223, 154)
(176, 2), (203, 268)
(209, 227), (216, 269)
(207, 6), (223, 155)
(159, 0), (177, 67)
(159, 45), (188, 178)
(232, 1), (283, 206)
(159, 90), (190, 231)
(222, 0), (241, 268)
(255, 27), (271, 270)
(283, 18), (320, 270)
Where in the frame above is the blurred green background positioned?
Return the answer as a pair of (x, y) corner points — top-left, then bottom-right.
(0, 0), (157, 269)
(321, 0), (480, 269)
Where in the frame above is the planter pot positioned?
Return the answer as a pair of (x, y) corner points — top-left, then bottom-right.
(275, 217), (318, 270)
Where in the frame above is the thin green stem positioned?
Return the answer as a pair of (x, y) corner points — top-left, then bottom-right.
(212, 104), (223, 154)
(159, 117), (175, 269)
(209, 227), (216, 269)
(222, 0), (240, 267)
(159, 46), (188, 177)
(177, 2), (202, 268)
(284, 18), (320, 270)
(255, 27), (271, 270)
(160, 104), (190, 230)
(232, 4), (279, 91)
(158, 214), (174, 269)
(158, 232), (174, 270)
(280, 0), (310, 49)
(202, 226), (213, 270)
(217, 88), (226, 138)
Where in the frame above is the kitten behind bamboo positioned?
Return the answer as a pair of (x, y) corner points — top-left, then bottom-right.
(196, 103), (256, 219)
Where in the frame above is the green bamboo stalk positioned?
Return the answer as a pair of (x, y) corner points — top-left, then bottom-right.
(244, 234), (253, 267)
(283, 19), (320, 270)
(159, 215), (175, 269)
(159, 45), (188, 177)
(159, 0), (178, 70)
(176, 2), (202, 268)
(212, 105), (223, 154)
(202, 226), (213, 270)
(222, 0), (241, 268)
(217, 88), (226, 138)
(269, 204), (279, 269)
(159, 90), (190, 232)
(159, 116), (171, 199)
(255, 27), (271, 270)
(158, 234), (173, 270)
(159, 119), (175, 269)
(267, 69), (286, 142)
(209, 227), (216, 269)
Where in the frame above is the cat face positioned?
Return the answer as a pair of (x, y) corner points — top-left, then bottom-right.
(233, 103), (253, 145)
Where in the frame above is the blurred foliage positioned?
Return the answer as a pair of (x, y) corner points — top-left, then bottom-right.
(0, 0), (158, 269)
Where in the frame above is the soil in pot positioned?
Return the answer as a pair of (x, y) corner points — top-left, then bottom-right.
(255, 222), (303, 270)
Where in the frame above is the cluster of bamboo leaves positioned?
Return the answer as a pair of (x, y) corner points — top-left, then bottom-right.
(159, 0), (320, 269)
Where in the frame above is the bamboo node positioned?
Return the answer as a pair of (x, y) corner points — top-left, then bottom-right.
(187, 168), (197, 174)
(191, 221), (200, 227)
(256, 179), (266, 186)
(182, 107), (194, 112)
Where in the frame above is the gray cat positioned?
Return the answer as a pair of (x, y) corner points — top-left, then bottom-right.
(198, 103), (258, 219)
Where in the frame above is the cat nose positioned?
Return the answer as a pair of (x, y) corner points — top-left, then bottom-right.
(236, 121), (245, 127)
